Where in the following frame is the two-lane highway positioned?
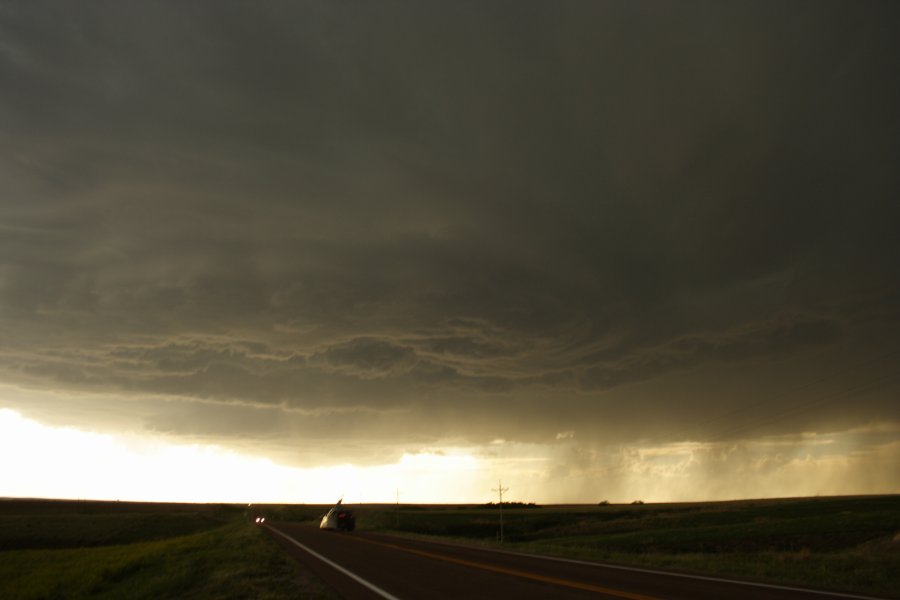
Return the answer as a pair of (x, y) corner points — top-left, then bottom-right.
(263, 522), (887, 600)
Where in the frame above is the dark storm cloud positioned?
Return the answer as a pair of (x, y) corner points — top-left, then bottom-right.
(578, 315), (842, 391)
(1, 1), (899, 460)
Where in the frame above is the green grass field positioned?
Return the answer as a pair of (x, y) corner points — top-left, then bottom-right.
(0, 499), (335, 600)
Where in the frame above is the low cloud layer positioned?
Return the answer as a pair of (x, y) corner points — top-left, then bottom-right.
(1, 2), (898, 494)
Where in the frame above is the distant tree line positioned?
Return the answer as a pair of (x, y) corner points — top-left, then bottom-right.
(480, 502), (540, 509)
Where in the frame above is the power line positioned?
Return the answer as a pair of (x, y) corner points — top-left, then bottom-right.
(491, 480), (509, 543)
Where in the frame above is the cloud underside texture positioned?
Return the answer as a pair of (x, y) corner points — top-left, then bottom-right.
(1, 2), (899, 463)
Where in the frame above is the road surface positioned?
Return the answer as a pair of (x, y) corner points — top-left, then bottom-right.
(263, 522), (887, 600)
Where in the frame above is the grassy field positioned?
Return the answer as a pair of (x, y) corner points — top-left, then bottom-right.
(0, 499), (335, 600)
(4, 496), (897, 598)
(258, 495), (900, 598)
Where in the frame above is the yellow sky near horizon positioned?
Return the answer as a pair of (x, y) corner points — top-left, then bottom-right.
(3, 408), (897, 505)
(0, 409), (487, 504)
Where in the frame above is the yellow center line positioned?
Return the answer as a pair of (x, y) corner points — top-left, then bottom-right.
(350, 535), (663, 600)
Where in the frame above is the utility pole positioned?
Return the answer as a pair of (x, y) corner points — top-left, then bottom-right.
(396, 488), (400, 529)
(492, 480), (509, 543)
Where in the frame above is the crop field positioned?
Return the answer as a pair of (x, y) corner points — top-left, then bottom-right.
(0, 499), (335, 600)
(258, 495), (900, 598)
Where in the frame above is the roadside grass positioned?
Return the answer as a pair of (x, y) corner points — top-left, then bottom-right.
(0, 521), (336, 600)
(345, 495), (900, 598)
(518, 539), (900, 598)
(0, 500), (337, 600)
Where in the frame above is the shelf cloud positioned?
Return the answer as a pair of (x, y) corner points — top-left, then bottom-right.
(1, 1), (898, 498)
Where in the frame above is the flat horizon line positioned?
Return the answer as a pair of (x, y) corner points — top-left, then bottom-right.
(2, 493), (897, 507)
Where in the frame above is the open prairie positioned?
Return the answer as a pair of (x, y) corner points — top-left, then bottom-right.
(3, 496), (898, 598)
(0, 499), (335, 600)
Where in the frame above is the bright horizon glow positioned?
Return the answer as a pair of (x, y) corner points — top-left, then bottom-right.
(0, 409), (487, 504)
(2, 408), (898, 505)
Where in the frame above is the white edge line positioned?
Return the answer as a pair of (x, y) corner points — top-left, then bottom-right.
(375, 534), (889, 600)
(264, 524), (403, 600)
(475, 546), (888, 600)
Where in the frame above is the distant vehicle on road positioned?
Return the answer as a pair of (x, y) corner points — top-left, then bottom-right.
(319, 499), (356, 531)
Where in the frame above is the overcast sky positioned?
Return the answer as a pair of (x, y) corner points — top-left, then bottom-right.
(1, 1), (899, 502)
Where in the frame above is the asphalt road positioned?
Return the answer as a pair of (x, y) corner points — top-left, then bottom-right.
(263, 522), (886, 600)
